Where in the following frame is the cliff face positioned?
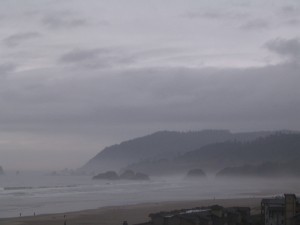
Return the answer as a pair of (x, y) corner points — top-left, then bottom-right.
(80, 130), (273, 174)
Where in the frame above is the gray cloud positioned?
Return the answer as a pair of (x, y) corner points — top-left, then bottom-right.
(239, 19), (270, 30)
(59, 48), (135, 69)
(1, 62), (299, 129)
(183, 11), (247, 20)
(0, 63), (16, 76)
(286, 19), (300, 26)
(3, 32), (41, 47)
(285, 19), (300, 26)
(60, 49), (104, 63)
(1, 59), (300, 170)
(184, 12), (225, 19)
(281, 5), (299, 16)
(42, 13), (88, 29)
(265, 38), (300, 61)
(278, 5), (300, 27)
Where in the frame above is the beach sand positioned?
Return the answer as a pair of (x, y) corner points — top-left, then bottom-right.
(0, 198), (261, 225)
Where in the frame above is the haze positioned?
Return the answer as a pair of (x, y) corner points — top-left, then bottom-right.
(0, 0), (300, 171)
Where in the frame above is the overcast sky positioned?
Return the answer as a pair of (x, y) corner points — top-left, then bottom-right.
(0, 0), (300, 171)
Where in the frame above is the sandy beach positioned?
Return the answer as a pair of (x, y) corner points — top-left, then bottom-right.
(0, 198), (262, 225)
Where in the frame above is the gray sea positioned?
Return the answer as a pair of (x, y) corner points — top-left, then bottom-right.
(1, 171), (300, 218)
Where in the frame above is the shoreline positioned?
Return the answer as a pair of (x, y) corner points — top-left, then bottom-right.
(0, 197), (262, 225)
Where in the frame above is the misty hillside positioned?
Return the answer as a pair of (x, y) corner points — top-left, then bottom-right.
(126, 132), (300, 175)
(80, 130), (272, 173)
(217, 160), (300, 177)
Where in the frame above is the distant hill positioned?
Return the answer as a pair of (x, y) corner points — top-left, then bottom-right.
(181, 132), (300, 166)
(217, 160), (300, 177)
(126, 132), (300, 175)
(80, 130), (273, 174)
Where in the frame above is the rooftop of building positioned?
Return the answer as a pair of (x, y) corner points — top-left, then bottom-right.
(261, 194), (300, 207)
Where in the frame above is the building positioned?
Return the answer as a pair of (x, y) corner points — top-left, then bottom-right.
(261, 194), (300, 225)
(142, 205), (251, 225)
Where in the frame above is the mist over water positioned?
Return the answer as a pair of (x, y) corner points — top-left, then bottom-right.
(1, 171), (300, 218)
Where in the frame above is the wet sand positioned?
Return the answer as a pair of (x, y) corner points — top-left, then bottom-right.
(0, 198), (261, 225)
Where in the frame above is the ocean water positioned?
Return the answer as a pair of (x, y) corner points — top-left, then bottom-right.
(1, 172), (300, 218)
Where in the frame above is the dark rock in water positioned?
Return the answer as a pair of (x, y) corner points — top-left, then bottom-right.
(0, 166), (4, 175)
(120, 170), (136, 180)
(134, 172), (150, 180)
(186, 169), (206, 178)
(93, 170), (150, 181)
(93, 171), (119, 180)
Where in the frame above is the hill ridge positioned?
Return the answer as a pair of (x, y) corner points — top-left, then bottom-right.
(80, 129), (275, 174)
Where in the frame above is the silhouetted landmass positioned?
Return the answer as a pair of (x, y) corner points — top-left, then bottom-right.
(134, 172), (150, 180)
(119, 170), (136, 179)
(126, 132), (300, 175)
(93, 170), (150, 180)
(81, 130), (273, 174)
(93, 171), (119, 180)
(119, 170), (150, 180)
(186, 169), (206, 178)
(0, 166), (4, 175)
(217, 161), (300, 177)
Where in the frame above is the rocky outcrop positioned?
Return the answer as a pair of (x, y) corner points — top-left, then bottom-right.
(119, 170), (136, 179)
(186, 169), (206, 178)
(134, 172), (150, 180)
(93, 171), (119, 180)
(93, 170), (150, 180)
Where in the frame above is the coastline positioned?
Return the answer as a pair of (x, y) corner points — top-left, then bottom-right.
(0, 197), (262, 225)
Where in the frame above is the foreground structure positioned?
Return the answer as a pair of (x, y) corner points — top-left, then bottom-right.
(136, 205), (251, 225)
(261, 194), (300, 225)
